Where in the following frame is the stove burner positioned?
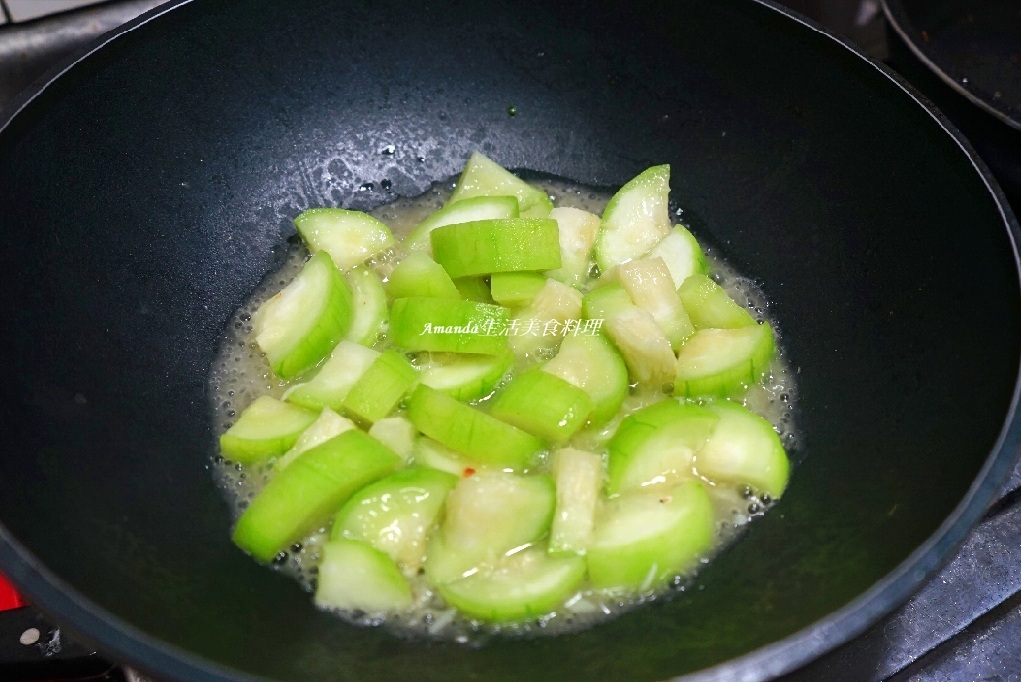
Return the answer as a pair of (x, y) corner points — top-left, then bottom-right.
(0, 603), (123, 681)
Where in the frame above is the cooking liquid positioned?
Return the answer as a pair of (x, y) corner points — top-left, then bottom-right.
(208, 176), (800, 643)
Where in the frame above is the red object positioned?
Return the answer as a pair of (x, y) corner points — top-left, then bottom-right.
(0, 572), (26, 610)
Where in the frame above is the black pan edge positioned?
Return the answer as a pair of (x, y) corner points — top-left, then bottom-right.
(880, 0), (1021, 133)
(687, 3), (1021, 679)
(698, 375), (1021, 681)
(0, 0), (182, 134)
(0, 1), (1018, 681)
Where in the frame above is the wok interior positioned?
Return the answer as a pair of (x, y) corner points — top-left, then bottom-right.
(0, 0), (1018, 680)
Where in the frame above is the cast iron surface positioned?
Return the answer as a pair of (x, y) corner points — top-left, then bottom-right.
(0, 0), (1018, 681)
(882, 0), (1021, 131)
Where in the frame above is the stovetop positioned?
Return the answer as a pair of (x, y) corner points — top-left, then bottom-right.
(0, 1), (1019, 681)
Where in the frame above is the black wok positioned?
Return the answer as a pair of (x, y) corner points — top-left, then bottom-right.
(881, 0), (1021, 216)
(882, 0), (1021, 131)
(0, 0), (1018, 680)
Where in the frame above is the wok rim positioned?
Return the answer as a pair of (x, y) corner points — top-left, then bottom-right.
(0, 0), (1019, 680)
(879, 0), (1021, 133)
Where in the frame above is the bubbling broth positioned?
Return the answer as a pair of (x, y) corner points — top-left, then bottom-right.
(208, 174), (800, 643)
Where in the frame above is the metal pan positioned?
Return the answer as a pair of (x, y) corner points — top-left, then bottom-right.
(882, 0), (1021, 131)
